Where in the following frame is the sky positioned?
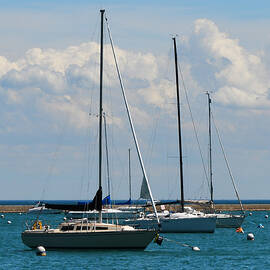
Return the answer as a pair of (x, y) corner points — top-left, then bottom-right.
(0, 0), (270, 200)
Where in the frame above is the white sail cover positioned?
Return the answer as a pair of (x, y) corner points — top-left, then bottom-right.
(140, 176), (151, 200)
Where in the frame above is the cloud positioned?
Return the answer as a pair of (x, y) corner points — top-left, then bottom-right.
(193, 19), (270, 109)
(0, 41), (162, 136)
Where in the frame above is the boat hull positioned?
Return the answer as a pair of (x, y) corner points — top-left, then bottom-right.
(124, 216), (216, 233)
(66, 210), (139, 220)
(21, 230), (156, 249)
(216, 214), (245, 228)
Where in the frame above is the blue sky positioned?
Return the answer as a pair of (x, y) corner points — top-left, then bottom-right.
(0, 0), (270, 201)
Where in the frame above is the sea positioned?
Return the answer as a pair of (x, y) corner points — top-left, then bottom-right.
(1, 200), (270, 269)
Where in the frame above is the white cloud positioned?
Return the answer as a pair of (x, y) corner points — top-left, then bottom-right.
(194, 19), (270, 109)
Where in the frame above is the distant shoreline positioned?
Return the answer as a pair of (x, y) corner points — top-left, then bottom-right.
(1, 204), (270, 213)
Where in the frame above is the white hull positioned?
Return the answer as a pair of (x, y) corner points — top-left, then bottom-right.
(124, 214), (216, 233)
(28, 207), (62, 214)
(66, 209), (140, 220)
(215, 214), (245, 228)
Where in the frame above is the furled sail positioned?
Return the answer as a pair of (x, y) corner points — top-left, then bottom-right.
(44, 187), (103, 211)
(139, 176), (151, 200)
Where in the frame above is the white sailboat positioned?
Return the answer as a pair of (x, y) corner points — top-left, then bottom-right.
(205, 92), (245, 228)
(123, 37), (216, 233)
(21, 9), (158, 249)
(28, 202), (62, 215)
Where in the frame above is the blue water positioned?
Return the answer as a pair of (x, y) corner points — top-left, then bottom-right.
(1, 211), (270, 269)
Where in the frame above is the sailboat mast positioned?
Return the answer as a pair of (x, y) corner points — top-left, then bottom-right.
(172, 37), (185, 213)
(98, 9), (105, 222)
(128, 148), (131, 201)
(207, 92), (214, 204)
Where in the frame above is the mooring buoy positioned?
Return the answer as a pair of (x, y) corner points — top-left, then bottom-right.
(36, 246), (46, 256)
(247, 233), (255, 240)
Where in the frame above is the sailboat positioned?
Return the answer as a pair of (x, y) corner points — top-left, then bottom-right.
(123, 37), (216, 233)
(21, 9), (158, 249)
(205, 92), (245, 228)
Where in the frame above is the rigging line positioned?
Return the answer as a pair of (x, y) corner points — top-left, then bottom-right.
(211, 111), (245, 214)
(145, 107), (161, 178)
(105, 15), (159, 223)
(176, 48), (210, 193)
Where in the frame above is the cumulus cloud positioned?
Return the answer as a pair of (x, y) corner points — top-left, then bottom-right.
(194, 19), (270, 109)
(0, 41), (161, 135)
(1, 20), (270, 138)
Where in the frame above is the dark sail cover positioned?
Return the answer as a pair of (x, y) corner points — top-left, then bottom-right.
(44, 187), (102, 211)
(115, 198), (132, 205)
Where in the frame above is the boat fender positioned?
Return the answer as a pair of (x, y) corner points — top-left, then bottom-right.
(154, 233), (163, 246)
(36, 246), (46, 256)
(247, 233), (255, 240)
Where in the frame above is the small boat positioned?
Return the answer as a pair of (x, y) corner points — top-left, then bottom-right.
(28, 202), (62, 215)
(22, 220), (155, 249)
(205, 92), (245, 228)
(66, 208), (141, 220)
(21, 9), (158, 250)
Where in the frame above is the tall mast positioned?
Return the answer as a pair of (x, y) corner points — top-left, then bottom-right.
(207, 92), (214, 204)
(128, 148), (131, 201)
(172, 37), (185, 212)
(98, 9), (105, 222)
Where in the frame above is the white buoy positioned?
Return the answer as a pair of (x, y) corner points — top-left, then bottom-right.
(265, 215), (268, 219)
(7, 220), (12, 224)
(1, 214), (4, 219)
(36, 246), (46, 256)
(19, 212), (22, 215)
(63, 217), (67, 221)
(249, 212), (252, 216)
(247, 233), (255, 240)
(192, 246), (200, 251)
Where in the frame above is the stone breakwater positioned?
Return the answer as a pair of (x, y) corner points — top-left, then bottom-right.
(1, 204), (270, 213)
(0, 205), (33, 213)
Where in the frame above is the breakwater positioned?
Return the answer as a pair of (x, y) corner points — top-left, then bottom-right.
(1, 204), (270, 213)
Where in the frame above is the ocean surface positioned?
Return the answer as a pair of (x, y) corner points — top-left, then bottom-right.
(1, 210), (270, 269)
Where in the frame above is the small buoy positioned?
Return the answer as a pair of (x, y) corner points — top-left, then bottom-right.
(265, 215), (268, 219)
(258, 224), (264, 228)
(192, 246), (200, 251)
(19, 212), (22, 215)
(1, 214), (4, 219)
(36, 246), (46, 256)
(247, 233), (255, 240)
(236, 227), (244, 233)
(7, 220), (12, 224)
(63, 217), (67, 221)
(249, 212), (252, 216)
